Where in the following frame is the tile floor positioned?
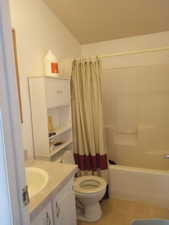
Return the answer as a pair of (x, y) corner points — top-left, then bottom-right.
(78, 198), (169, 225)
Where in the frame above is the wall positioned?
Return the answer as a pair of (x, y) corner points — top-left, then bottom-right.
(82, 31), (169, 54)
(82, 32), (169, 170)
(82, 31), (169, 68)
(103, 64), (169, 170)
(9, 0), (81, 158)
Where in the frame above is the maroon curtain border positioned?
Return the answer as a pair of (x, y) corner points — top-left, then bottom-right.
(74, 153), (108, 171)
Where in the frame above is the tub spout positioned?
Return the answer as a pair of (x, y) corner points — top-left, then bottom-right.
(163, 154), (169, 159)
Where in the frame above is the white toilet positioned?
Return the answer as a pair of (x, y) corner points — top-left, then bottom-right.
(74, 175), (107, 222)
(59, 150), (107, 222)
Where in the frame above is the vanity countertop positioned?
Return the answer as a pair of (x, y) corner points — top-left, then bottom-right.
(25, 160), (78, 219)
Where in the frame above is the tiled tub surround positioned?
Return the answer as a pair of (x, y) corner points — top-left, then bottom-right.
(102, 64), (169, 170)
(25, 160), (77, 221)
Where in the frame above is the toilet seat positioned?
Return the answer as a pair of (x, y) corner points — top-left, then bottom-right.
(74, 176), (107, 194)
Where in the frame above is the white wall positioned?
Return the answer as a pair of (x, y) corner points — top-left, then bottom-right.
(9, 0), (81, 158)
(103, 64), (169, 170)
(82, 32), (169, 170)
(82, 31), (169, 57)
(82, 31), (169, 69)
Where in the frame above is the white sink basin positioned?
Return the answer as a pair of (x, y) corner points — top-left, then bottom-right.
(26, 167), (48, 199)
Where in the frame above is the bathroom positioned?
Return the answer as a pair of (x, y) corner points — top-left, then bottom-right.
(1, 0), (169, 225)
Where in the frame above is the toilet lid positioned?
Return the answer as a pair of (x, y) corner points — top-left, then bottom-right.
(74, 176), (107, 194)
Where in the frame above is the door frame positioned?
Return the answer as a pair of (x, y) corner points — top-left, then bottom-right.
(0, 0), (29, 224)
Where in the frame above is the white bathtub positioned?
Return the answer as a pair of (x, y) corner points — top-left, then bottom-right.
(108, 165), (169, 208)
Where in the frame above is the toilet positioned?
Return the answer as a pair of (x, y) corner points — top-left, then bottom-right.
(74, 175), (107, 222)
(58, 149), (107, 222)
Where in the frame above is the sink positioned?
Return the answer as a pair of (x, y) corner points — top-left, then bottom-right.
(26, 167), (48, 199)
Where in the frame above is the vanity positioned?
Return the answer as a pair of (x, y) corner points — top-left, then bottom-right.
(26, 160), (78, 225)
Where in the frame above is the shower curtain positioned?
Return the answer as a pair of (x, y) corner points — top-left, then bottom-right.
(71, 57), (108, 180)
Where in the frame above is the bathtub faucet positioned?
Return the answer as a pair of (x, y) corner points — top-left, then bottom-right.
(163, 154), (169, 159)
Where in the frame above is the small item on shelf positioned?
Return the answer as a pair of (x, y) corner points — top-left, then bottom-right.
(54, 142), (63, 147)
(44, 50), (59, 76)
(48, 132), (56, 138)
(50, 144), (55, 152)
(50, 142), (63, 152)
(48, 116), (55, 133)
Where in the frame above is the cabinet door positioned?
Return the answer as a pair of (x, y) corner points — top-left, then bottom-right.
(52, 180), (77, 225)
(46, 79), (69, 109)
(31, 202), (53, 225)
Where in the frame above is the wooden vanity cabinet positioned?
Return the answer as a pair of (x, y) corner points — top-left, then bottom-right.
(52, 178), (76, 225)
(31, 202), (54, 225)
(30, 178), (77, 225)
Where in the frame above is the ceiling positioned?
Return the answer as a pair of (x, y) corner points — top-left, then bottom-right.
(44, 0), (169, 44)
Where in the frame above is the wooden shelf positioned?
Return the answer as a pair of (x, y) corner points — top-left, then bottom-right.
(49, 125), (72, 140)
(29, 75), (70, 80)
(47, 103), (70, 110)
(49, 139), (72, 156)
(37, 140), (72, 160)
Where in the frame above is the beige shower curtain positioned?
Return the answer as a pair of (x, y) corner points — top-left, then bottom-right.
(71, 57), (108, 180)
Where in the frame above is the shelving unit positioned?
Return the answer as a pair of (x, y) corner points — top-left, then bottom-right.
(47, 139), (72, 157)
(29, 75), (72, 160)
(49, 125), (72, 141)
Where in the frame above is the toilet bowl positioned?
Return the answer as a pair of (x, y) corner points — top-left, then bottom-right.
(58, 150), (107, 222)
(74, 175), (107, 222)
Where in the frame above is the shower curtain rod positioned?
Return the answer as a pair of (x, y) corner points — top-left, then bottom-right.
(98, 46), (169, 58)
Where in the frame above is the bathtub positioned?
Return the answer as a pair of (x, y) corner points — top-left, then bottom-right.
(108, 164), (169, 208)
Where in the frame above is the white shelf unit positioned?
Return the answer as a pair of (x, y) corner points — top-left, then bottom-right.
(49, 125), (72, 141)
(47, 139), (72, 157)
(29, 76), (72, 160)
